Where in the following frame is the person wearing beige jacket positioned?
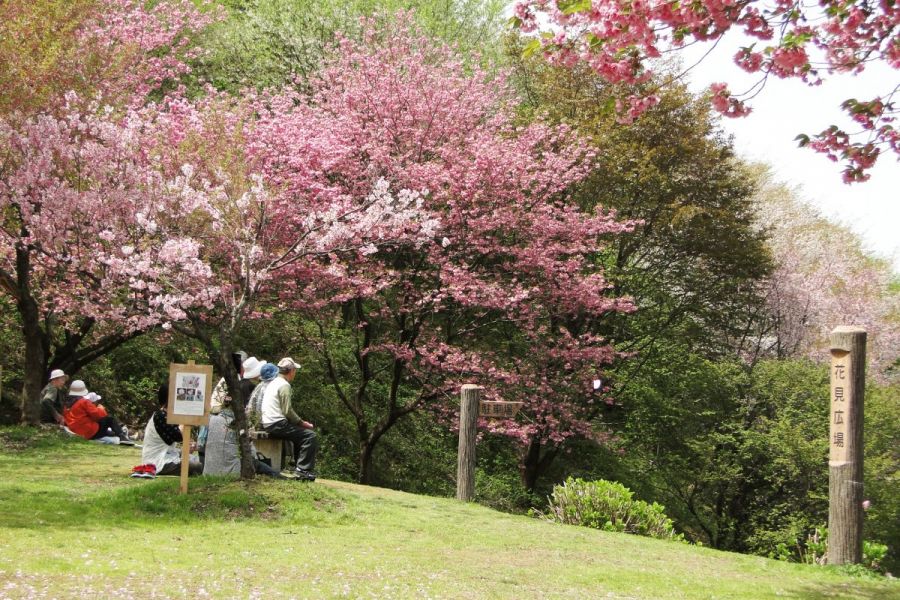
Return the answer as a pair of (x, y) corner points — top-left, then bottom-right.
(259, 358), (318, 481)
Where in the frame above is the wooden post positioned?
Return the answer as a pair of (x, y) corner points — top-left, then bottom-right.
(456, 385), (481, 501)
(828, 326), (866, 565)
(179, 425), (192, 494)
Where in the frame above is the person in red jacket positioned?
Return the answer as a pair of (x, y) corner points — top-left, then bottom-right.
(63, 380), (134, 445)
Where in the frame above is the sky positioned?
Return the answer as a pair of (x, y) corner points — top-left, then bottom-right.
(503, 5), (899, 272)
(680, 33), (900, 273)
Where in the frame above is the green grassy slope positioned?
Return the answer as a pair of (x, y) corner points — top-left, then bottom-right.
(0, 427), (896, 599)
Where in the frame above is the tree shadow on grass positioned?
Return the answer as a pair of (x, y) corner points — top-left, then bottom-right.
(0, 471), (356, 531)
(794, 576), (899, 599)
(796, 579), (900, 600)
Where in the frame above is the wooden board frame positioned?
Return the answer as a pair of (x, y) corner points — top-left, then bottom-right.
(167, 360), (213, 426)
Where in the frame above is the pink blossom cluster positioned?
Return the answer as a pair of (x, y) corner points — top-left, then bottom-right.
(514, 0), (900, 181)
(3, 8), (637, 455)
(78, 0), (220, 104)
(709, 83), (752, 117)
(275, 15), (638, 450)
(0, 97), (210, 333)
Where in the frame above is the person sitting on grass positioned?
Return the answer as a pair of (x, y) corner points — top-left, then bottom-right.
(63, 380), (134, 445)
(202, 390), (283, 479)
(142, 384), (202, 476)
(199, 351), (249, 466)
(40, 369), (68, 425)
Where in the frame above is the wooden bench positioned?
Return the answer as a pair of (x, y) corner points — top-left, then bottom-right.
(250, 430), (291, 472)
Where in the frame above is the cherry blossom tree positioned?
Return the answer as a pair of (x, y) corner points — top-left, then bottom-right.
(0, 0), (214, 423)
(751, 169), (899, 378)
(512, 0), (900, 182)
(94, 90), (438, 477)
(270, 16), (636, 485)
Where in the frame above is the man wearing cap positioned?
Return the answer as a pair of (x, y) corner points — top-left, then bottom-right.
(40, 369), (68, 425)
(260, 357), (318, 481)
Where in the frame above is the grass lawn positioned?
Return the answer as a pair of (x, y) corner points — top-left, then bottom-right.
(0, 427), (896, 599)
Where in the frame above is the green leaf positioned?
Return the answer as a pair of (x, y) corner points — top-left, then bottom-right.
(522, 38), (542, 58)
(559, 0), (593, 15)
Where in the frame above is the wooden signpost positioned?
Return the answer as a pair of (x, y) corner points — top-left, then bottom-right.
(456, 386), (525, 502)
(167, 360), (213, 494)
(828, 326), (866, 565)
(456, 385), (481, 502)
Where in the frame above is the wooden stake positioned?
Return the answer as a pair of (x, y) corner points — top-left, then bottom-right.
(828, 326), (866, 565)
(179, 424), (192, 495)
(456, 385), (481, 502)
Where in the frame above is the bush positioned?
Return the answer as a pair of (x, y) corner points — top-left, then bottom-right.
(540, 477), (683, 541)
(770, 524), (889, 575)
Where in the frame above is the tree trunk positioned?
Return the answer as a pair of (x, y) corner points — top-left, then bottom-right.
(520, 437), (541, 492)
(519, 437), (559, 492)
(16, 245), (48, 425)
(19, 318), (47, 425)
(210, 338), (256, 480)
(358, 440), (375, 485)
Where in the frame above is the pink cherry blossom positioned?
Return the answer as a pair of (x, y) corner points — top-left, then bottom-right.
(513, 0), (900, 181)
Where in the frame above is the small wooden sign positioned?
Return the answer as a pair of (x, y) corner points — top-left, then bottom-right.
(167, 360), (213, 494)
(167, 360), (213, 427)
(479, 401), (524, 419)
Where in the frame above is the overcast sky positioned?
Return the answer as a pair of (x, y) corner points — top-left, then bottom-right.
(680, 33), (900, 273)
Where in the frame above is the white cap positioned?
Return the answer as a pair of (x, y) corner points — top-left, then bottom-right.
(68, 380), (89, 396)
(49, 369), (67, 381)
(277, 357), (301, 372)
(86, 392), (102, 403)
(242, 357), (264, 380)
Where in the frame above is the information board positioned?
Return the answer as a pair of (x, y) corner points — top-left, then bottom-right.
(167, 360), (213, 426)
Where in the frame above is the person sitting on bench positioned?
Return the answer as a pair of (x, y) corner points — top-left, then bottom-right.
(260, 358), (318, 481)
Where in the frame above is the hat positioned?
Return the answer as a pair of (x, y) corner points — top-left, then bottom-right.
(242, 356), (264, 380)
(260, 363), (278, 381)
(68, 380), (89, 396)
(49, 369), (67, 381)
(277, 357), (301, 372)
(86, 392), (102, 403)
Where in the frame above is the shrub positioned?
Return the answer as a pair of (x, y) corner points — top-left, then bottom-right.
(777, 525), (889, 575)
(540, 477), (683, 541)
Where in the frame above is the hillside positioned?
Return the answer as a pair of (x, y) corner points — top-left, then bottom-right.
(0, 427), (896, 599)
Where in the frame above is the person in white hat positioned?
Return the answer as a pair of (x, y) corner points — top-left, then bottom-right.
(240, 356), (264, 401)
(208, 353), (263, 416)
(198, 353), (265, 463)
(62, 380), (134, 445)
(40, 369), (69, 425)
(260, 357), (318, 481)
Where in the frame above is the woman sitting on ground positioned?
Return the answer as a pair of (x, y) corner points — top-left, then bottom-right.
(63, 380), (134, 445)
(141, 384), (202, 476)
(203, 372), (283, 479)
